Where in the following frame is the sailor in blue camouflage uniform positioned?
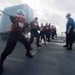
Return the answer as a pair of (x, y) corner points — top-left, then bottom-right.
(63, 13), (74, 50)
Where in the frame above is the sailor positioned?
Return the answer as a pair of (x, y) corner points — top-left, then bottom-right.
(29, 17), (41, 47)
(63, 13), (74, 50)
(51, 25), (55, 39)
(0, 9), (33, 74)
(45, 23), (51, 42)
(40, 23), (46, 45)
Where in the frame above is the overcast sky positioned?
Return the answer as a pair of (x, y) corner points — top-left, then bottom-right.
(0, 0), (75, 35)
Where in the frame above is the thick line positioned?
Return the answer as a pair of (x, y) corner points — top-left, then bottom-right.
(7, 57), (26, 62)
(32, 51), (37, 55)
(0, 50), (37, 62)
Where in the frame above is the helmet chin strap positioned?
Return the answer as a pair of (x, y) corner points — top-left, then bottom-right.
(17, 14), (24, 18)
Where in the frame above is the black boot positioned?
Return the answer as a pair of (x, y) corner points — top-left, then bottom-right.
(30, 47), (33, 50)
(0, 59), (3, 75)
(48, 39), (51, 42)
(36, 44), (41, 47)
(66, 47), (72, 50)
(26, 52), (33, 58)
(44, 42), (46, 45)
(63, 45), (68, 47)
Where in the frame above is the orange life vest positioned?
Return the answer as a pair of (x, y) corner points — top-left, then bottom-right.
(10, 16), (26, 32)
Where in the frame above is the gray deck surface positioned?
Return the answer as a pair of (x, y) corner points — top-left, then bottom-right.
(0, 37), (75, 75)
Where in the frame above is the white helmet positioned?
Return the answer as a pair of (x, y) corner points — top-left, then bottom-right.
(34, 17), (38, 21)
(41, 23), (43, 26)
(17, 9), (25, 16)
(66, 13), (71, 17)
(46, 23), (48, 25)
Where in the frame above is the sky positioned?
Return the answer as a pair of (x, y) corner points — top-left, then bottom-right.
(0, 0), (75, 35)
